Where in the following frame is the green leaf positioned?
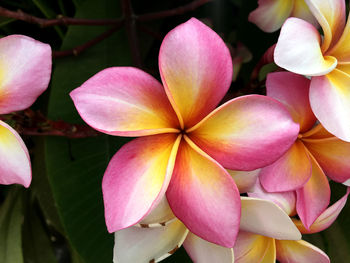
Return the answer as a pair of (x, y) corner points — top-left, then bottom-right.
(0, 188), (24, 263)
(45, 0), (131, 263)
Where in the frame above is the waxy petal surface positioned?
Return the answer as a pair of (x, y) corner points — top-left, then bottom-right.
(159, 18), (232, 128)
(0, 35), (51, 114)
(113, 220), (188, 263)
(310, 69), (350, 142)
(276, 240), (330, 263)
(0, 120), (31, 187)
(184, 232), (234, 263)
(228, 169), (259, 193)
(266, 72), (315, 132)
(102, 134), (181, 233)
(248, 0), (293, 32)
(259, 140), (312, 192)
(240, 197), (301, 240)
(291, 0), (319, 29)
(188, 95), (299, 170)
(274, 18), (337, 76)
(70, 67), (179, 137)
(296, 154), (330, 229)
(328, 16), (350, 62)
(166, 137), (240, 247)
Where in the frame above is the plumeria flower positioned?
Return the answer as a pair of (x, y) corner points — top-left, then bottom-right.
(259, 71), (350, 229)
(70, 18), (299, 247)
(274, 0), (350, 141)
(113, 196), (301, 263)
(0, 35), (52, 187)
(249, 0), (318, 32)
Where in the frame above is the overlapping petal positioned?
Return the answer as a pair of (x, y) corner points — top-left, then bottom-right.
(276, 240), (330, 263)
(102, 134), (181, 233)
(188, 95), (299, 170)
(159, 18), (232, 128)
(240, 197), (301, 240)
(0, 35), (51, 114)
(0, 120), (31, 187)
(248, 0), (293, 32)
(309, 69), (350, 142)
(70, 67), (179, 137)
(113, 220), (188, 263)
(228, 169), (259, 193)
(328, 16), (350, 62)
(274, 18), (337, 76)
(183, 232), (234, 263)
(291, 0), (319, 28)
(166, 136), (240, 247)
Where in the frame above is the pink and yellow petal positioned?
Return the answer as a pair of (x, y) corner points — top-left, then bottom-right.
(259, 140), (312, 192)
(188, 95), (299, 170)
(266, 72), (316, 132)
(276, 240), (330, 263)
(248, 0), (293, 32)
(296, 153), (330, 229)
(240, 197), (301, 240)
(274, 18), (337, 76)
(159, 18), (232, 128)
(0, 120), (31, 188)
(0, 35), (51, 114)
(166, 136), (240, 247)
(184, 232), (234, 263)
(291, 0), (319, 29)
(327, 17), (350, 62)
(113, 219), (188, 263)
(70, 67), (179, 137)
(309, 69), (350, 142)
(228, 169), (260, 193)
(102, 134), (181, 233)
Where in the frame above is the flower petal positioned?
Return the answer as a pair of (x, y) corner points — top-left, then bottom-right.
(328, 16), (350, 62)
(228, 169), (260, 193)
(276, 240), (330, 263)
(309, 69), (350, 142)
(296, 153), (330, 229)
(113, 219), (188, 263)
(0, 35), (51, 114)
(166, 136), (240, 247)
(0, 120), (31, 187)
(188, 95), (299, 170)
(291, 0), (319, 29)
(304, 0), (345, 52)
(102, 134), (181, 233)
(240, 197), (301, 240)
(266, 72), (316, 132)
(159, 18), (232, 128)
(274, 18), (337, 76)
(248, 0), (293, 32)
(183, 232), (234, 263)
(293, 188), (350, 234)
(259, 140), (312, 192)
(70, 67), (179, 137)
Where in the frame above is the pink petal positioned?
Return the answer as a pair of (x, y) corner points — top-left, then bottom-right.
(248, 0), (293, 32)
(227, 169), (260, 193)
(276, 240), (330, 263)
(266, 72), (316, 132)
(183, 232), (234, 263)
(259, 140), (312, 192)
(188, 95), (299, 170)
(294, 188), (350, 234)
(114, 219), (188, 263)
(0, 120), (31, 187)
(309, 69), (350, 142)
(0, 35), (51, 114)
(296, 153), (330, 229)
(274, 18), (337, 76)
(166, 136), (241, 247)
(159, 18), (232, 128)
(291, 0), (319, 29)
(70, 67), (179, 137)
(102, 134), (181, 233)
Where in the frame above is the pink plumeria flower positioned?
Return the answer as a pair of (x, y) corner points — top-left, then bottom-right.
(249, 0), (318, 33)
(70, 18), (299, 247)
(113, 196), (301, 263)
(258, 71), (350, 229)
(274, 0), (350, 141)
(0, 35), (52, 187)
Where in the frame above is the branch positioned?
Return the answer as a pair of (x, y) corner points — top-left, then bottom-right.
(137, 0), (212, 21)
